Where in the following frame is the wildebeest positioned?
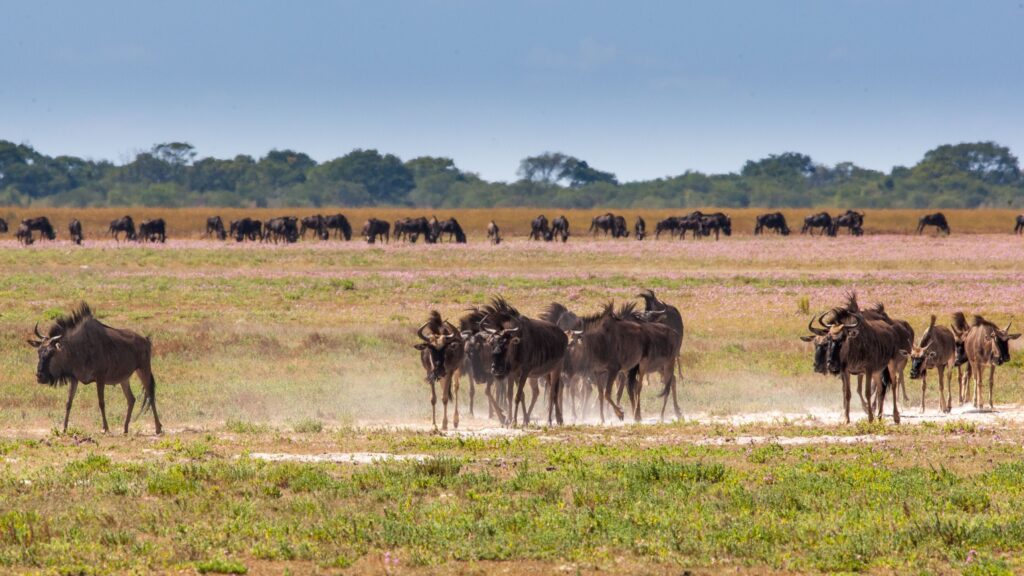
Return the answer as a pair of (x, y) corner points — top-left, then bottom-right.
(754, 212), (790, 235)
(551, 215), (570, 242)
(529, 215), (550, 241)
(229, 218), (262, 242)
(0, 218), (7, 233)
(22, 217), (56, 241)
(962, 315), (1019, 409)
(635, 289), (685, 420)
(415, 311), (465, 430)
(633, 216), (646, 241)
(27, 303), (162, 434)
(1015, 215), (1024, 235)
(830, 210), (864, 236)
(950, 312), (973, 404)
(589, 213), (628, 238)
(481, 297), (567, 427)
(68, 219), (84, 245)
(801, 212), (833, 235)
(654, 216), (682, 239)
(458, 307), (506, 421)
(902, 315), (956, 413)
(300, 215), (329, 240)
(486, 220), (502, 245)
(436, 217), (467, 243)
(139, 218), (167, 243)
(540, 303), (590, 421)
(206, 216), (227, 240)
(607, 301), (681, 423)
(325, 214), (352, 240)
(16, 222), (33, 245)
(677, 212), (707, 239)
(395, 217), (434, 243)
(264, 217), (299, 243)
(699, 212), (731, 240)
(361, 218), (390, 244)
(917, 212), (950, 235)
(108, 216), (137, 242)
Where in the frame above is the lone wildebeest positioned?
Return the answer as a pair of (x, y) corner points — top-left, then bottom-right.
(325, 214), (352, 240)
(68, 219), (84, 245)
(0, 218), (8, 233)
(902, 315), (956, 413)
(633, 216), (646, 241)
(415, 311), (465, 430)
(22, 217), (56, 240)
(486, 220), (502, 245)
(1015, 215), (1024, 235)
(108, 216), (137, 242)
(229, 218), (262, 242)
(362, 218), (390, 244)
(206, 216), (227, 240)
(139, 218), (166, 243)
(27, 303), (162, 434)
(801, 212), (833, 236)
(551, 215), (570, 242)
(754, 212), (790, 235)
(16, 223), (33, 245)
(962, 315), (1019, 410)
(917, 212), (950, 235)
(529, 215), (550, 241)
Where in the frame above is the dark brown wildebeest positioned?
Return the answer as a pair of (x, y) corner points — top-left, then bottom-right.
(264, 217), (299, 243)
(699, 212), (731, 240)
(437, 218), (467, 243)
(27, 303), (162, 434)
(108, 216), (137, 242)
(139, 218), (166, 243)
(325, 214), (352, 240)
(609, 302), (679, 423)
(0, 218), (8, 233)
(612, 215), (629, 238)
(361, 218), (390, 244)
(481, 297), (567, 427)
(68, 219), (84, 245)
(950, 312), (973, 404)
(676, 212), (706, 239)
(801, 212), (833, 235)
(486, 220), (502, 245)
(1015, 215), (1024, 235)
(902, 315), (956, 413)
(393, 218), (409, 241)
(540, 303), (590, 421)
(229, 218), (262, 242)
(22, 217), (56, 240)
(16, 222), (33, 245)
(830, 210), (864, 236)
(529, 215), (550, 241)
(636, 289), (685, 420)
(300, 215), (329, 240)
(551, 215), (570, 242)
(590, 213), (628, 238)
(655, 216), (681, 239)
(754, 212), (790, 235)
(917, 212), (950, 235)
(633, 216), (646, 240)
(415, 311), (465, 430)
(458, 307), (508, 421)
(397, 217), (434, 243)
(864, 302), (914, 407)
(206, 216), (227, 240)
(962, 315), (1020, 410)
(823, 296), (903, 424)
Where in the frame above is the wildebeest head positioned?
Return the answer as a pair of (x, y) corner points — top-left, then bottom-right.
(985, 320), (1020, 365)
(414, 313), (463, 382)
(904, 342), (935, 379)
(800, 313), (832, 374)
(27, 322), (70, 385)
(485, 324), (520, 379)
(823, 311), (860, 375)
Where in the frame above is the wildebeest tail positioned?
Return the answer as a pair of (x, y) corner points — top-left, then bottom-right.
(951, 311), (969, 333)
(139, 373), (156, 416)
(880, 367), (892, 396)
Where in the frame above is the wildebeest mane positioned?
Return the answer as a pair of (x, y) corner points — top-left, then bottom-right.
(971, 315), (1000, 331)
(459, 307), (488, 332)
(48, 302), (95, 338)
(425, 310), (444, 335)
(951, 311), (970, 333)
(615, 301), (639, 320)
(577, 302), (615, 330)
(539, 302), (581, 331)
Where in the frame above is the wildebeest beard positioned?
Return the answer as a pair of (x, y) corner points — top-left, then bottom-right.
(908, 354), (928, 379)
(489, 332), (517, 378)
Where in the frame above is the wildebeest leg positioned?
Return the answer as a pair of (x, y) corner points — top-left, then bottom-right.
(889, 367), (900, 424)
(546, 370), (563, 426)
(841, 373), (851, 424)
(429, 379), (438, 430)
(467, 375), (475, 417)
(603, 371), (626, 421)
(920, 371), (928, 414)
(524, 378), (540, 426)
(450, 372), (461, 430)
(937, 365), (949, 414)
(120, 380), (136, 434)
(96, 382), (109, 433)
(440, 374), (451, 430)
(855, 375), (870, 416)
(971, 362), (982, 408)
(988, 365), (995, 410)
(63, 379), (79, 434)
(630, 367), (643, 422)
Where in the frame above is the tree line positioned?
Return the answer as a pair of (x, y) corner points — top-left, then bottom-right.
(0, 140), (1021, 209)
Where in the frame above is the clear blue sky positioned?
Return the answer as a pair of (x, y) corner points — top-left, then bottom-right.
(3, 1), (1022, 181)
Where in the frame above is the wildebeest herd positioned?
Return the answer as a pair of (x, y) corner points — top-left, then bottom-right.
(1, 211), (1023, 245)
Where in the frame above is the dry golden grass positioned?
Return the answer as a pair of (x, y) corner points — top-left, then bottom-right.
(1, 206), (1021, 240)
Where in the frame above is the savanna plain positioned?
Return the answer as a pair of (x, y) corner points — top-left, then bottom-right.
(1, 208), (1023, 575)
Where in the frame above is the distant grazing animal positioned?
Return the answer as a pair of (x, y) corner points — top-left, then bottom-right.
(22, 217), (56, 240)
(590, 213), (628, 238)
(830, 210), (864, 236)
(108, 216), (137, 242)
(16, 223), (33, 245)
(325, 214), (352, 240)
(676, 212), (706, 239)
(27, 303), (162, 434)
(415, 311), (465, 430)
(654, 216), (682, 239)
(0, 218), (8, 233)
(486, 220), (502, 245)
(396, 217), (434, 243)
(754, 212), (790, 235)
(699, 212), (731, 240)
(361, 218), (390, 244)
(551, 215), (570, 242)
(264, 217), (298, 243)
(206, 216), (227, 240)
(917, 212), (950, 235)
(68, 219), (84, 245)
(634, 216), (646, 241)
(529, 215), (550, 241)
(903, 315), (957, 413)
(1015, 215), (1024, 235)
(436, 217), (467, 243)
(229, 218), (262, 242)
(801, 212), (833, 236)
(139, 218), (166, 243)
(300, 215), (329, 240)
(962, 315), (1019, 409)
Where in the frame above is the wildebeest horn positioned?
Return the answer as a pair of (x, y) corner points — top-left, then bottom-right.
(416, 322), (431, 343)
(1005, 320), (1012, 333)
(843, 316), (859, 329)
(484, 327), (498, 334)
(816, 312), (833, 329)
(504, 326), (520, 334)
(34, 323), (43, 339)
(460, 330), (473, 338)
(807, 317), (827, 336)
(443, 320), (459, 335)
(572, 329), (584, 335)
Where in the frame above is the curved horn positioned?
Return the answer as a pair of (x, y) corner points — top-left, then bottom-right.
(443, 320), (459, 335)
(416, 322), (431, 343)
(34, 323), (43, 339)
(843, 316), (860, 329)
(807, 316), (826, 336)
(49, 334), (62, 341)
(572, 329), (584, 335)
(504, 326), (521, 334)
(817, 312), (834, 329)
(484, 327), (498, 334)
(1004, 320), (1012, 333)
